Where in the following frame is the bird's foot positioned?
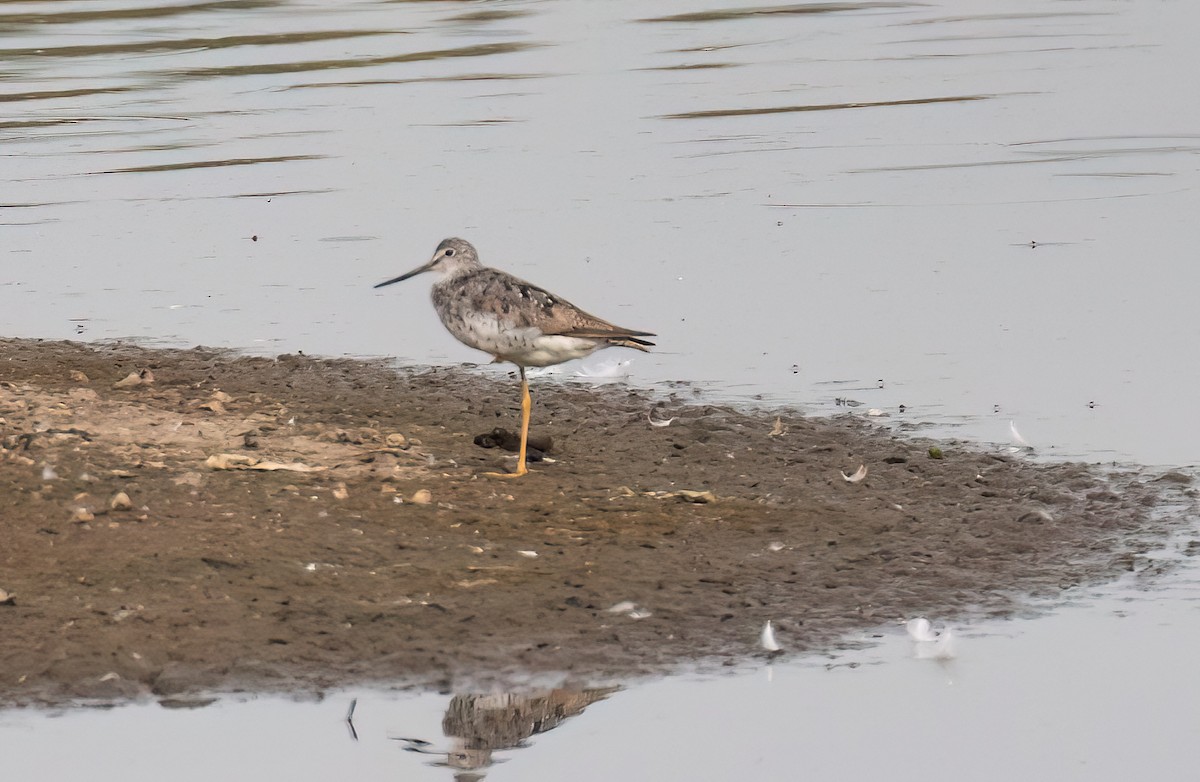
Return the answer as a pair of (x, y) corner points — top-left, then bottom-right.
(483, 467), (529, 479)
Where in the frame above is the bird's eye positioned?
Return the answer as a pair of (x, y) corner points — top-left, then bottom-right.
(444, 248), (455, 257)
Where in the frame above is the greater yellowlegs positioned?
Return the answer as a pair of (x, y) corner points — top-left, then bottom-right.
(375, 237), (655, 477)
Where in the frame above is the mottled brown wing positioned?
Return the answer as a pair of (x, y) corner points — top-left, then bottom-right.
(466, 269), (655, 347)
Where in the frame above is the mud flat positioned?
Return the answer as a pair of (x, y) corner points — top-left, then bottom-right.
(0, 338), (1193, 707)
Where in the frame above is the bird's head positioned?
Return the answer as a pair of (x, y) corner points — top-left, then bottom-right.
(374, 237), (480, 288)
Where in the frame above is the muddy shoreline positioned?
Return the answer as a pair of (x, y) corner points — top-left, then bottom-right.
(0, 338), (1193, 708)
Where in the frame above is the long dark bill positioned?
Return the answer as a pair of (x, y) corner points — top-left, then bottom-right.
(374, 262), (433, 289)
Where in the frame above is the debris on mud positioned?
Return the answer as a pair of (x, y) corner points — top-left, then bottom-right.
(0, 338), (1193, 707)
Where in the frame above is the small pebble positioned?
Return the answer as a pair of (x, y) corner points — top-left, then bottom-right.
(109, 492), (133, 512)
(411, 489), (432, 505)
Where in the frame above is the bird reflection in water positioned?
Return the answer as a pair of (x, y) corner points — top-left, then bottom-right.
(393, 687), (619, 781)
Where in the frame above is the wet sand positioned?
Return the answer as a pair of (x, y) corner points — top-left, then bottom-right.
(0, 338), (1192, 707)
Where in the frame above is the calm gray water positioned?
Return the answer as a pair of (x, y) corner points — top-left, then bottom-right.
(3, 0), (1198, 777)
(4, 0), (1198, 465)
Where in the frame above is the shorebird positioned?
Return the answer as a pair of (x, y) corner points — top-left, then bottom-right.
(375, 237), (655, 477)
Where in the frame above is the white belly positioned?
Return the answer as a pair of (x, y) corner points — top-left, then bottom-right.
(444, 312), (601, 367)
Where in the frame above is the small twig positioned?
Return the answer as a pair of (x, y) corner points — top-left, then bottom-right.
(345, 698), (359, 742)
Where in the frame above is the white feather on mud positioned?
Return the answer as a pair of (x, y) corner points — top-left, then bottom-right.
(841, 464), (868, 483)
(608, 601), (651, 618)
(647, 410), (676, 428)
(761, 620), (781, 652)
(906, 617), (957, 660)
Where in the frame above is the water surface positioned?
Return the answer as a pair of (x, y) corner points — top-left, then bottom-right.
(3, 0), (1197, 464)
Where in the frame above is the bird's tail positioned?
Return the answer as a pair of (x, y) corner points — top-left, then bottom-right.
(610, 335), (655, 351)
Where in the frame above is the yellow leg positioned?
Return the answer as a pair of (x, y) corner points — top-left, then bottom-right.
(485, 367), (531, 478)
